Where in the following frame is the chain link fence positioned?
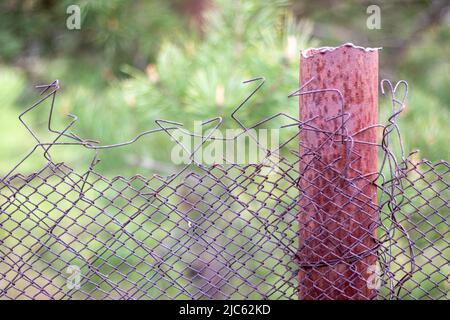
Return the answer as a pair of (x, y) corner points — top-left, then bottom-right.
(0, 79), (448, 300)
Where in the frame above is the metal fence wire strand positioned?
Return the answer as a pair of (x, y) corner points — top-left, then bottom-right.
(0, 78), (449, 300)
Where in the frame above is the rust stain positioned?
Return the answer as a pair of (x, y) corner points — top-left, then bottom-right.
(298, 45), (379, 300)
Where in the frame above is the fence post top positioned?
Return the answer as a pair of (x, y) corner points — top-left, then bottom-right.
(301, 42), (381, 59)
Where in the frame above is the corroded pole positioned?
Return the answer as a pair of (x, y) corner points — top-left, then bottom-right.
(298, 43), (379, 299)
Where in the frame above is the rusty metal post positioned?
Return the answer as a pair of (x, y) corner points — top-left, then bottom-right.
(298, 44), (379, 299)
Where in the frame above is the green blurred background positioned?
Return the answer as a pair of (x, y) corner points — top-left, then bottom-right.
(0, 0), (449, 300)
(0, 0), (449, 176)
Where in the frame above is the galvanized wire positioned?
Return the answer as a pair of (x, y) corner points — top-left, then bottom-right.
(0, 79), (448, 299)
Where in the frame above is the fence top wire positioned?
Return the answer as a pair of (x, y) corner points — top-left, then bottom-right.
(0, 78), (448, 300)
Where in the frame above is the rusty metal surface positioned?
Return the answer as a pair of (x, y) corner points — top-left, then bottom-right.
(0, 70), (448, 300)
(298, 44), (379, 299)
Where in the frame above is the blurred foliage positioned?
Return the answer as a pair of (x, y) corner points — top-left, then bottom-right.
(0, 0), (317, 175)
(0, 0), (449, 300)
(0, 0), (187, 72)
(0, 0), (448, 177)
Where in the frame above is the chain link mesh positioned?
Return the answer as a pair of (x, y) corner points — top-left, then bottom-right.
(0, 80), (448, 300)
